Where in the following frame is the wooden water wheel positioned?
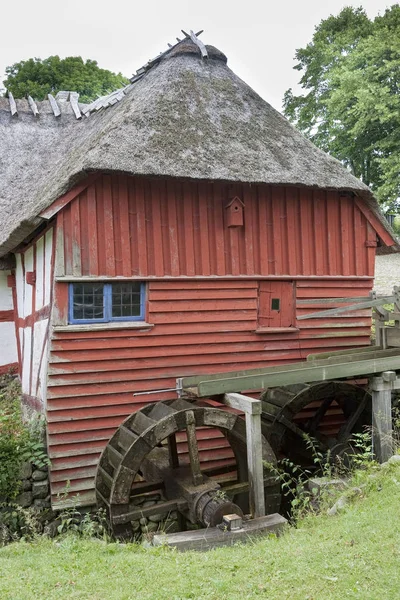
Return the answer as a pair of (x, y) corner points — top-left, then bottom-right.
(261, 381), (371, 467)
(96, 398), (281, 539)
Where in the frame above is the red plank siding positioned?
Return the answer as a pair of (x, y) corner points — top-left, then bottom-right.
(47, 277), (373, 504)
(58, 175), (377, 279)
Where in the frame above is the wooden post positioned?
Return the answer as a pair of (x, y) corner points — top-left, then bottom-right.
(371, 372), (394, 463)
(223, 393), (265, 518)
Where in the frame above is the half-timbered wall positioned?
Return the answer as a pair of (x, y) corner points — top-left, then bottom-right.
(45, 174), (380, 506)
(0, 270), (18, 374)
(15, 228), (54, 409)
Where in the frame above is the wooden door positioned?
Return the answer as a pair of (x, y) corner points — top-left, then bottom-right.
(258, 281), (294, 328)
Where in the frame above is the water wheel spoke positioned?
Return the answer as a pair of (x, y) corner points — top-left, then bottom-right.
(167, 433), (179, 468)
(185, 410), (203, 486)
(337, 393), (369, 444)
(304, 396), (334, 435)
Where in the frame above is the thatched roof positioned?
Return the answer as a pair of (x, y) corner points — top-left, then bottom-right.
(0, 37), (396, 257)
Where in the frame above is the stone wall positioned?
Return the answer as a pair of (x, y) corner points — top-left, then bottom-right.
(16, 462), (50, 509)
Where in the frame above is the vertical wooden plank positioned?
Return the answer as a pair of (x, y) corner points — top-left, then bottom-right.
(340, 196), (351, 276)
(128, 177), (139, 275)
(272, 187), (283, 274)
(326, 191), (339, 275)
(313, 190), (324, 276)
(366, 222), (376, 277)
(266, 186), (275, 275)
(151, 179), (164, 277)
(182, 181), (195, 276)
(198, 182), (211, 276)
(135, 178), (148, 276)
(54, 214), (65, 278)
(192, 183), (202, 275)
(145, 182), (155, 276)
(167, 180), (180, 276)
(70, 196), (81, 277)
(96, 178), (106, 276)
(281, 281), (294, 327)
(243, 185), (255, 275)
(299, 189), (311, 276)
(257, 186), (268, 275)
(353, 203), (364, 276)
(87, 182), (99, 276)
(79, 190), (90, 276)
(118, 175), (132, 277)
(176, 182), (187, 275)
(63, 205), (73, 276)
(245, 411), (265, 518)
(285, 187), (297, 276)
(103, 175), (116, 277)
(159, 180), (171, 275)
(185, 411), (203, 486)
(112, 177), (122, 276)
(229, 228), (240, 276)
(372, 378), (393, 463)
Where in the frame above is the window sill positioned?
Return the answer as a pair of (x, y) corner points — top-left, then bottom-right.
(254, 327), (299, 334)
(53, 322), (154, 333)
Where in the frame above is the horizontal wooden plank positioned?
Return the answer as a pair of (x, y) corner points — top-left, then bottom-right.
(149, 299), (258, 312)
(149, 289), (257, 300)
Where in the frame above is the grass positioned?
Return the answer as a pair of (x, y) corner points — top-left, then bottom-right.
(1, 463), (400, 600)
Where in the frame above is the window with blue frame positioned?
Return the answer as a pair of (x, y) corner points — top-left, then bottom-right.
(69, 282), (145, 324)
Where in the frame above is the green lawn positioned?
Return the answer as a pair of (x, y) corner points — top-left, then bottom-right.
(1, 463), (400, 600)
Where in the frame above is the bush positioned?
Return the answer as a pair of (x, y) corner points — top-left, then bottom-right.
(0, 374), (50, 500)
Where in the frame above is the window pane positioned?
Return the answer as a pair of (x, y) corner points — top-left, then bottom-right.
(271, 298), (280, 311)
(73, 283), (104, 320)
(112, 283), (142, 318)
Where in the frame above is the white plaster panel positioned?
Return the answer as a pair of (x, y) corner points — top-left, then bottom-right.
(31, 319), (48, 398)
(0, 271), (14, 311)
(44, 229), (53, 306)
(15, 254), (24, 318)
(0, 322), (18, 366)
(35, 236), (44, 311)
(23, 247), (34, 318)
(21, 326), (32, 395)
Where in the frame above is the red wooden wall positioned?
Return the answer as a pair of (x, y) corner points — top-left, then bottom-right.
(55, 174), (376, 279)
(47, 174), (377, 506)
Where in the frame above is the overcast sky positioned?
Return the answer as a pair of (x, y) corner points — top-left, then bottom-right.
(0, 0), (394, 111)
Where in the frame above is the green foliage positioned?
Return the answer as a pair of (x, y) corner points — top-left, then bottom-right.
(0, 374), (50, 499)
(0, 376), (28, 499)
(283, 5), (400, 211)
(3, 56), (129, 103)
(57, 505), (108, 539)
(0, 504), (42, 546)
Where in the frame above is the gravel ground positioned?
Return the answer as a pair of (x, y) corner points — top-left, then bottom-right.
(374, 254), (400, 295)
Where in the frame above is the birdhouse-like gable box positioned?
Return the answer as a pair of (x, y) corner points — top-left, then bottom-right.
(225, 197), (244, 228)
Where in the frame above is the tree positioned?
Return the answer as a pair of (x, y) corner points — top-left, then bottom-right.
(3, 56), (129, 104)
(283, 5), (400, 211)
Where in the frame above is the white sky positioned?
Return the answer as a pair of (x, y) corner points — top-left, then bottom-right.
(0, 0), (393, 110)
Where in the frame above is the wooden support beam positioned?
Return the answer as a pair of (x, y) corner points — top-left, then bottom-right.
(190, 30), (208, 58)
(298, 296), (395, 320)
(27, 95), (39, 117)
(185, 410), (203, 486)
(371, 372), (395, 463)
(8, 91), (17, 116)
(69, 92), (82, 119)
(183, 353), (400, 397)
(223, 393), (265, 518)
(48, 93), (61, 117)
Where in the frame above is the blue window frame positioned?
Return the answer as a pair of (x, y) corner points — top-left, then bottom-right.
(69, 282), (145, 324)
